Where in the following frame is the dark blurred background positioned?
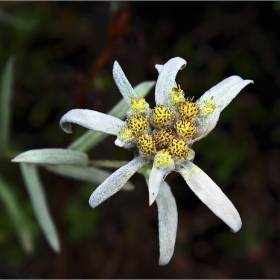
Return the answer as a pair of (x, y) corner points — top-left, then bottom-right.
(0, 1), (280, 278)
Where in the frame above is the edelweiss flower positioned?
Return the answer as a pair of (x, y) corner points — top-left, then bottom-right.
(60, 57), (253, 265)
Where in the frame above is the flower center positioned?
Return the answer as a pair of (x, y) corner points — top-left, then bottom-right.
(116, 83), (216, 165)
(177, 98), (199, 120)
(136, 134), (156, 156)
(127, 114), (149, 136)
(174, 120), (196, 139)
(153, 126), (175, 150)
(151, 105), (175, 128)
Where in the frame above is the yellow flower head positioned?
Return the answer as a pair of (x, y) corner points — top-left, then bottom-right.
(118, 126), (133, 141)
(153, 126), (176, 150)
(170, 84), (185, 105)
(127, 114), (149, 136)
(174, 120), (196, 139)
(199, 96), (215, 114)
(154, 149), (172, 167)
(136, 134), (156, 156)
(130, 96), (147, 112)
(167, 138), (190, 159)
(151, 105), (175, 128)
(177, 98), (200, 120)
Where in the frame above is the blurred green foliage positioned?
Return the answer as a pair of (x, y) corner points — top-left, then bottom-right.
(64, 183), (100, 244)
(0, 1), (279, 278)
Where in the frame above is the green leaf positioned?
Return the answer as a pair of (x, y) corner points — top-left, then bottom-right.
(0, 175), (34, 254)
(45, 164), (134, 191)
(88, 160), (129, 168)
(0, 56), (15, 156)
(12, 148), (88, 166)
(134, 81), (155, 96)
(137, 164), (153, 177)
(67, 81), (155, 152)
(0, 10), (38, 31)
(20, 163), (60, 253)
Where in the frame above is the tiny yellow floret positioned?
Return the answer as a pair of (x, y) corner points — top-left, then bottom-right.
(170, 84), (185, 105)
(153, 126), (175, 150)
(177, 98), (200, 120)
(127, 114), (148, 136)
(136, 134), (156, 156)
(118, 126), (133, 140)
(154, 149), (172, 167)
(199, 96), (215, 114)
(167, 138), (190, 159)
(151, 105), (175, 128)
(130, 96), (147, 112)
(174, 120), (196, 139)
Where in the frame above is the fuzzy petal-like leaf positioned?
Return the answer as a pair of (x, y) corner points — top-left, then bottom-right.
(155, 64), (177, 89)
(142, 169), (178, 266)
(192, 76), (253, 143)
(191, 109), (220, 143)
(113, 61), (139, 105)
(12, 148), (88, 166)
(179, 162), (242, 233)
(89, 157), (149, 208)
(67, 81), (154, 152)
(155, 64), (163, 73)
(60, 109), (124, 135)
(198, 76), (254, 112)
(148, 162), (174, 206)
(156, 181), (178, 266)
(155, 57), (186, 106)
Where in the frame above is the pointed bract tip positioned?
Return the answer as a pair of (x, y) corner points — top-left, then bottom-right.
(230, 219), (242, 233)
(88, 196), (97, 209)
(149, 194), (156, 206)
(114, 138), (123, 147)
(158, 259), (169, 266)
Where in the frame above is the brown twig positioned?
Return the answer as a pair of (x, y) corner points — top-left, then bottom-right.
(73, 3), (131, 109)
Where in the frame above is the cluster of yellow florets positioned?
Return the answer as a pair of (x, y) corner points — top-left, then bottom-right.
(167, 138), (190, 159)
(199, 96), (215, 114)
(170, 84), (185, 105)
(153, 126), (176, 150)
(127, 114), (149, 136)
(130, 96), (147, 112)
(135, 134), (156, 156)
(118, 127), (133, 140)
(174, 120), (196, 139)
(117, 89), (215, 165)
(151, 105), (175, 128)
(154, 149), (172, 167)
(177, 98), (200, 120)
